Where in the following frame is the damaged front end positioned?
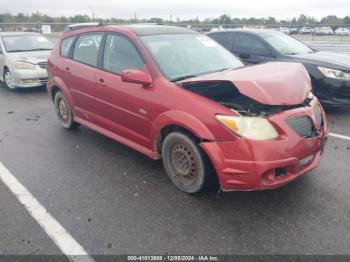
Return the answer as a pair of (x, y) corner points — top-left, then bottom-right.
(180, 80), (313, 117)
(178, 63), (327, 190)
(179, 62), (314, 117)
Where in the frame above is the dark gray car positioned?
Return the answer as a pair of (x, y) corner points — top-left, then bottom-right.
(208, 29), (350, 107)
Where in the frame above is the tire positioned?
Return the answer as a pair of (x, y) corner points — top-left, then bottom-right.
(54, 91), (80, 130)
(162, 132), (212, 194)
(3, 69), (17, 91)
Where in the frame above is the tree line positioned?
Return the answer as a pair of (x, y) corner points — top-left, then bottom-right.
(0, 12), (349, 26)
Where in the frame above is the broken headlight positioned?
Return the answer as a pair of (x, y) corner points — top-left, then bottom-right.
(216, 115), (278, 140)
(318, 67), (350, 80)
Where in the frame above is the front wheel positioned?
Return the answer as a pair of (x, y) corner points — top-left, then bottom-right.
(54, 91), (80, 130)
(162, 132), (212, 194)
(3, 69), (17, 91)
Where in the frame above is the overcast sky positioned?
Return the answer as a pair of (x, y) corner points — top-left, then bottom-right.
(0, 0), (349, 20)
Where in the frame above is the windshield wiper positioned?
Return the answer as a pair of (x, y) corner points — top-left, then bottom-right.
(210, 67), (231, 73)
(27, 48), (53, 51)
(7, 49), (31, 53)
(170, 68), (233, 82)
(170, 74), (198, 82)
(7, 48), (52, 53)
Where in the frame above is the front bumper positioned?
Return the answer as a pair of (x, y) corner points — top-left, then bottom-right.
(200, 100), (328, 191)
(313, 77), (350, 107)
(12, 68), (48, 88)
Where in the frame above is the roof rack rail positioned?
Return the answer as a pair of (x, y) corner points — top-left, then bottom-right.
(63, 22), (103, 32)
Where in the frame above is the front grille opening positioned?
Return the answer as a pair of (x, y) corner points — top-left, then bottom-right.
(286, 116), (312, 137)
(38, 62), (47, 69)
(286, 106), (323, 138)
(275, 168), (287, 177)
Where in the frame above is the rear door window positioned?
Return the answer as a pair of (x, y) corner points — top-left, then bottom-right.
(102, 34), (144, 74)
(72, 33), (103, 67)
(232, 33), (270, 55)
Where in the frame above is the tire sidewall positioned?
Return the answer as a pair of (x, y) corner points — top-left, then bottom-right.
(3, 69), (17, 91)
(162, 132), (207, 194)
(54, 92), (75, 129)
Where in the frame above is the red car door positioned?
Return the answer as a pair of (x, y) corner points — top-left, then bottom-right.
(94, 34), (153, 148)
(64, 33), (103, 119)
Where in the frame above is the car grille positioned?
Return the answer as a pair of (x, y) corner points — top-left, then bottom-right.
(39, 78), (48, 84)
(286, 106), (323, 138)
(286, 116), (313, 137)
(38, 61), (47, 69)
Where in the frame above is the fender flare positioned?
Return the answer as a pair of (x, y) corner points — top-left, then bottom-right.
(48, 76), (76, 109)
(151, 110), (216, 151)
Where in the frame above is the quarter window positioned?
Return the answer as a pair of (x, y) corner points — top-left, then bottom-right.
(60, 36), (75, 57)
(209, 33), (230, 49)
(73, 34), (103, 67)
(103, 34), (144, 74)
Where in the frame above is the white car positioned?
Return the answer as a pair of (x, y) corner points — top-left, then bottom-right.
(335, 27), (350, 35)
(320, 27), (334, 35)
(279, 27), (291, 34)
(300, 27), (314, 35)
(0, 32), (53, 90)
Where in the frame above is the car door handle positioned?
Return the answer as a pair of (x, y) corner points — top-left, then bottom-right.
(97, 78), (107, 86)
(64, 67), (70, 72)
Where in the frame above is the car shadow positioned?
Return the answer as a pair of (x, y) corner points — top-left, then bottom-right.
(0, 83), (47, 94)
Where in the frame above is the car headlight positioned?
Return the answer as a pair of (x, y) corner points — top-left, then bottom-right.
(216, 115), (278, 140)
(13, 61), (36, 70)
(318, 66), (350, 80)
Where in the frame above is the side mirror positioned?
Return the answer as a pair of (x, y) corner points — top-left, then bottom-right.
(121, 69), (152, 87)
(239, 53), (250, 59)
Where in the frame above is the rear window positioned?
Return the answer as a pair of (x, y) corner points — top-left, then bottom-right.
(60, 36), (76, 57)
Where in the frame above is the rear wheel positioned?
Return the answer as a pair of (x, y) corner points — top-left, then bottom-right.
(162, 132), (212, 194)
(54, 91), (80, 129)
(3, 69), (17, 91)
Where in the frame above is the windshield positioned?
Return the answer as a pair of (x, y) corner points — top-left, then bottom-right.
(261, 32), (313, 55)
(140, 34), (243, 81)
(2, 34), (54, 52)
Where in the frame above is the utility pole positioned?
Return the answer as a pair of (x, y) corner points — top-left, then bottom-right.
(37, 10), (41, 32)
(89, 5), (95, 21)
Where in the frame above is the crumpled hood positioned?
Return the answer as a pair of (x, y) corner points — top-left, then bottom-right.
(7, 50), (51, 64)
(180, 62), (311, 105)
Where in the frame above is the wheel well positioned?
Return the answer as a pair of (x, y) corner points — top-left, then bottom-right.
(155, 124), (219, 186)
(51, 86), (60, 100)
(155, 125), (201, 156)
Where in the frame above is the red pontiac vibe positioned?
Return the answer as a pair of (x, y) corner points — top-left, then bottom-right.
(47, 24), (328, 194)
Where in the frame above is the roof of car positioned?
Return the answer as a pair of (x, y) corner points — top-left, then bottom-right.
(63, 23), (198, 36)
(120, 24), (198, 36)
(0, 32), (40, 37)
(207, 29), (278, 35)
